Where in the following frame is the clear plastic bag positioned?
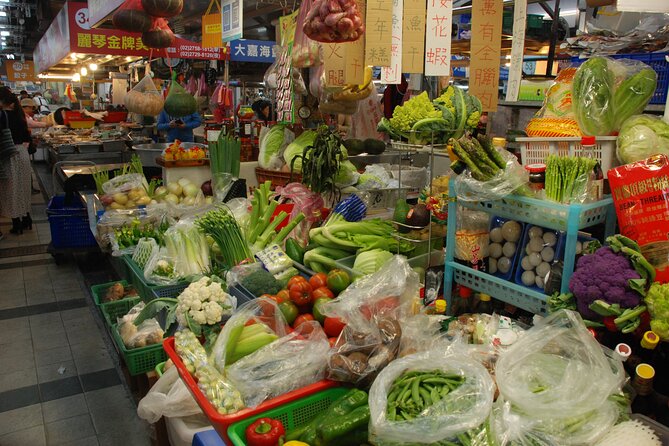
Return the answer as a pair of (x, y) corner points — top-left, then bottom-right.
(292, 0), (322, 68)
(398, 314), (448, 357)
(496, 310), (623, 422)
(137, 366), (201, 423)
(227, 321), (329, 408)
(525, 67), (582, 138)
(118, 318), (164, 349)
(263, 48), (282, 89)
(124, 74), (164, 116)
(101, 173), (147, 196)
(455, 207), (490, 264)
(144, 247), (180, 285)
(195, 364), (245, 415)
(174, 329), (209, 374)
(368, 350), (495, 445)
(454, 150), (530, 201)
(210, 297), (289, 371)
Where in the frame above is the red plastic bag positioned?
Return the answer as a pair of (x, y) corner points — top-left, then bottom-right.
(303, 0), (365, 43)
(112, 0), (152, 33)
(142, 18), (175, 49)
(608, 154), (669, 282)
(292, 0), (322, 68)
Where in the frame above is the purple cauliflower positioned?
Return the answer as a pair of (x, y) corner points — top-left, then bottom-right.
(568, 247), (642, 318)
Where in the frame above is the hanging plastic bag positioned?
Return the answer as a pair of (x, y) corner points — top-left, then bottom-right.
(304, 0), (365, 43)
(526, 67), (582, 138)
(227, 321), (330, 408)
(292, 0), (322, 68)
(143, 18), (176, 49)
(165, 71), (197, 118)
(368, 350), (495, 445)
(112, 0), (152, 33)
(137, 366), (201, 423)
(125, 74), (164, 116)
(263, 48), (282, 89)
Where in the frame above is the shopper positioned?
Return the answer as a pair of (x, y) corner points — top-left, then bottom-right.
(21, 98), (49, 129)
(0, 87), (33, 235)
(156, 110), (202, 143)
(19, 90), (30, 101)
(32, 91), (51, 115)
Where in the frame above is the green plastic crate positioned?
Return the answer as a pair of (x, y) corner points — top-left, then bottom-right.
(123, 255), (188, 300)
(227, 388), (349, 446)
(111, 324), (167, 376)
(91, 280), (142, 327)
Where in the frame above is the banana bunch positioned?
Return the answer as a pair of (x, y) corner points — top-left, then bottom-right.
(332, 67), (374, 102)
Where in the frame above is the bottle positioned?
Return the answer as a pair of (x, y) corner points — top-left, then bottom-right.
(625, 331), (660, 378)
(581, 136), (604, 201)
(630, 364), (669, 422)
(525, 164), (546, 191)
(434, 299), (447, 315)
(450, 286), (472, 316)
(471, 293), (493, 314)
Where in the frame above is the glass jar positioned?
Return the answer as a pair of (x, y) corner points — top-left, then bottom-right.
(525, 163), (546, 191)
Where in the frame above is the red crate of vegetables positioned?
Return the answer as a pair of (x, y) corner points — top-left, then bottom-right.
(163, 336), (337, 444)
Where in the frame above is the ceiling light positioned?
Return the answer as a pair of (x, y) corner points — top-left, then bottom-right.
(0, 31), (9, 36)
(0, 1), (9, 3)
(39, 73), (77, 80)
(89, 63), (98, 71)
(72, 73), (80, 82)
(80, 67), (88, 76)
(6, 54), (14, 59)
(71, 53), (77, 60)
(0, 12), (6, 16)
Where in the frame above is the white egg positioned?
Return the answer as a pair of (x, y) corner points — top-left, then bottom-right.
(490, 227), (504, 243)
(521, 270), (536, 286)
(528, 226), (543, 239)
(502, 242), (517, 258)
(489, 243), (503, 259)
(528, 238), (544, 253)
(521, 255), (533, 271)
(536, 262), (551, 278)
(501, 220), (522, 242)
(542, 232), (557, 247)
(529, 252), (542, 267)
(575, 241), (583, 255)
(489, 258), (498, 274)
(535, 276), (545, 289)
(541, 246), (555, 262)
(498, 257), (511, 274)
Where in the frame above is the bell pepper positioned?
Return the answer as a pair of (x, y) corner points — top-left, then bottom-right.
(326, 270), (350, 296)
(317, 404), (370, 444)
(285, 238), (305, 263)
(245, 418), (285, 446)
(282, 442), (310, 446)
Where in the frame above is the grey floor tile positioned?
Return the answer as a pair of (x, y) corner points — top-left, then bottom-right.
(0, 424), (46, 446)
(37, 360), (77, 383)
(0, 289), (26, 310)
(73, 355), (115, 375)
(0, 317), (30, 345)
(61, 436), (100, 446)
(60, 307), (93, 322)
(35, 345), (73, 367)
(88, 389), (147, 436)
(54, 287), (86, 300)
(79, 369), (121, 393)
(25, 284), (56, 298)
(0, 385), (40, 412)
(0, 268), (23, 282)
(0, 338), (34, 361)
(0, 367), (37, 393)
(0, 348), (35, 374)
(97, 427), (151, 446)
(22, 265), (51, 276)
(45, 413), (95, 445)
(63, 315), (98, 332)
(69, 337), (107, 357)
(31, 319), (66, 338)
(39, 376), (82, 402)
(29, 312), (62, 327)
(0, 240), (21, 248)
(33, 333), (69, 352)
(26, 290), (57, 306)
(0, 404), (43, 436)
(42, 394), (88, 424)
(66, 328), (102, 346)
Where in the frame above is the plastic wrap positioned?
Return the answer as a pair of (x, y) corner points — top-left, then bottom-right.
(454, 150), (530, 201)
(144, 247), (179, 285)
(227, 321), (330, 408)
(616, 114), (669, 164)
(174, 329), (209, 374)
(137, 367), (201, 423)
(292, 0), (322, 67)
(163, 219), (211, 277)
(263, 48), (282, 89)
(210, 298), (289, 371)
(496, 310), (623, 423)
(526, 68), (582, 138)
(368, 350), (495, 445)
(124, 74), (164, 116)
(398, 314), (448, 357)
(101, 173), (147, 196)
(455, 207), (490, 266)
(194, 364), (245, 415)
(118, 318), (164, 349)
(273, 183), (325, 245)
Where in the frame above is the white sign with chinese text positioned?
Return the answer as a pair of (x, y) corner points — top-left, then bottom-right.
(221, 0), (243, 42)
(381, 0), (403, 84)
(505, 0), (527, 101)
(425, 0), (453, 76)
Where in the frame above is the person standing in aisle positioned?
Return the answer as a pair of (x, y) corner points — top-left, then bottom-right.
(32, 91), (51, 115)
(21, 98), (50, 129)
(0, 87), (33, 235)
(156, 110), (202, 143)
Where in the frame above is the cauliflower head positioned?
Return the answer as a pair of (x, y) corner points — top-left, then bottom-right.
(177, 277), (233, 327)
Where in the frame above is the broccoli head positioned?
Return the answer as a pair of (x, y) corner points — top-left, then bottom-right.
(239, 269), (282, 297)
(569, 247), (642, 318)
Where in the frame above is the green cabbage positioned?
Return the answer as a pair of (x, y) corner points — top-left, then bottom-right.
(283, 130), (317, 173)
(334, 160), (360, 187)
(617, 114), (669, 164)
(258, 125), (286, 170)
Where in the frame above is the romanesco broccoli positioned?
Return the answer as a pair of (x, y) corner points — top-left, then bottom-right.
(389, 92), (441, 133)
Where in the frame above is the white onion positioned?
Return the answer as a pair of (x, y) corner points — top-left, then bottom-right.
(166, 182), (182, 196)
(541, 246), (555, 262)
(489, 227), (504, 243)
(521, 270), (536, 286)
(502, 242), (516, 258)
(165, 193), (179, 204)
(183, 183), (199, 198)
(178, 177), (192, 188)
(489, 243), (503, 259)
(154, 186), (168, 199)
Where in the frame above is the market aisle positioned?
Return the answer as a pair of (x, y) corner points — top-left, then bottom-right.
(0, 173), (152, 446)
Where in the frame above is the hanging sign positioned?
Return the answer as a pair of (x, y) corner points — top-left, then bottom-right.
(505, 0), (527, 101)
(345, 0), (367, 85)
(324, 43), (347, 87)
(469, 0), (504, 111)
(221, 0), (243, 42)
(402, 0), (426, 73)
(230, 40), (276, 63)
(202, 0), (222, 48)
(277, 12), (298, 123)
(425, 0), (453, 76)
(380, 0), (403, 84)
(365, 0), (393, 67)
(6, 61), (37, 82)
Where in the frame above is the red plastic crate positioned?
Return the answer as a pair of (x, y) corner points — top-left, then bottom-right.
(163, 337), (337, 444)
(103, 111), (128, 123)
(62, 111), (96, 125)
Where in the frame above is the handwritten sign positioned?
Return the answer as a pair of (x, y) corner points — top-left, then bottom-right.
(365, 0), (393, 67)
(469, 0), (503, 111)
(345, 0), (367, 85)
(425, 0), (453, 76)
(324, 43), (347, 87)
(505, 0), (527, 101)
(381, 0), (403, 83)
(402, 0), (426, 73)
(277, 12), (298, 123)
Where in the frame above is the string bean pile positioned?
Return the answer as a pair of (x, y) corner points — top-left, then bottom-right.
(386, 370), (465, 421)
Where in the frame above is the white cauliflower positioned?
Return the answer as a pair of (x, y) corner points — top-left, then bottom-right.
(176, 277), (233, 328)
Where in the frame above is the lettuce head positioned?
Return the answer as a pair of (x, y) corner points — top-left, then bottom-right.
(617, 114), (669, 164)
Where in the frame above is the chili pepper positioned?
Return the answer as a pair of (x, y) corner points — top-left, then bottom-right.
(317, 404), (370, 444)
(245, 418), (285, 446)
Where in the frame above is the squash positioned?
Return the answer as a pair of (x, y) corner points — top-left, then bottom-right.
(141, 0), (183, 18)
(164, 72), (197, 118)
(142, 28), (175, 48)
(124, 75), (164, 116)
(112, 9), (152, 32)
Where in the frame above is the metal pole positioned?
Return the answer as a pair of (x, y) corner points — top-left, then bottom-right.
(545, 0), (561, 76)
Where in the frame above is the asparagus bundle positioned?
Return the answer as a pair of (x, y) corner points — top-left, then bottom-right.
(545, 155), (597, 203)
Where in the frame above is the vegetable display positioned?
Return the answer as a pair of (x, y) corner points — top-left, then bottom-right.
(176, 277), (234, 335)
(644, 282), (669, 341)
(196, 207), (252, 269)
(258, 124), (286, 170)
(245, 418), (285, 446)
(210, 133), (241, 177)
(291, 126), (344, 199)
(283, 130), (317, 173)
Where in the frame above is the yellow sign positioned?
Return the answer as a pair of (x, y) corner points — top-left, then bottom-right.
(278, 10), (299, 48)
(345, 0), (367, 85)
(402, 0), (426, 73)
(6, 61), (37, 82)
(365, 0), (393, 67)
(202, 0), (222, 48)
(469, 0), (504, 111)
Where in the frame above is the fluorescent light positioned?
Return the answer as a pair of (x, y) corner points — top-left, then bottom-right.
(6, 54), (14, 59)
(0, 1), (10, 3)
(0, 12), (6, 16)
(0, 31), (9, 36)
(89, 63), (98, 71)
(80, 67), (88, 76)
(39, 73), (77, 80)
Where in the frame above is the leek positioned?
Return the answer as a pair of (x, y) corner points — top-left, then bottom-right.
(197, 207), (253, 270)
(164, 223), (211, 277)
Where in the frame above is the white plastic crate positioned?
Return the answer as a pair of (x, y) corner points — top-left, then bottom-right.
(516, 136), (618, 178)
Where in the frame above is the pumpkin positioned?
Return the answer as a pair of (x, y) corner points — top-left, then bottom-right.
(124, 75), (164, 116)
(142, 28), (175, 48)
(112, 9), (152, 32)
(164, 72), (197, 118)
(141, 0), (183, 18)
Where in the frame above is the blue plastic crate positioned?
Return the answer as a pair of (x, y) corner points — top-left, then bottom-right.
(570, 53), (669, 104)
(47, 195), (97, 249)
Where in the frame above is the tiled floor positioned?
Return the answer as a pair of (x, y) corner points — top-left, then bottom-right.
(0, 167), (151, 446)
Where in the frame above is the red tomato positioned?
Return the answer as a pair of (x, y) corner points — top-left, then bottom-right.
(287, 276), (308, 289)
(309, 273), (328, 290)
(289, 281), (313, 306)
(328, 337), (338, 348)
(323, 317), (346, 338)
(312, 287), (334, 300)
(276, 289), (290, 303)
(257, 299), (277, 317)
(260, 294), (281, 304)
(293, 314), (314, 329)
